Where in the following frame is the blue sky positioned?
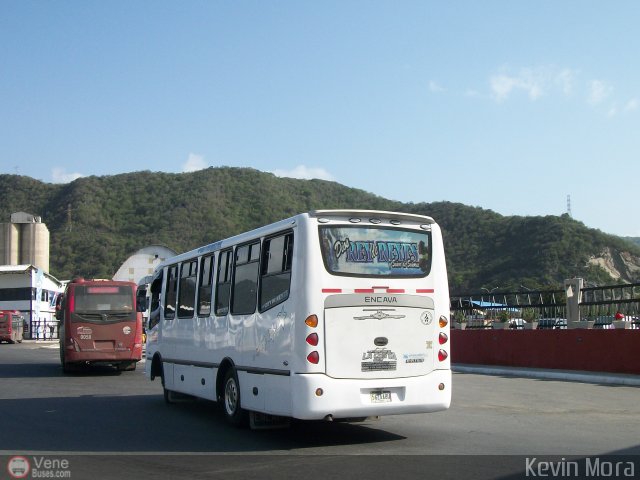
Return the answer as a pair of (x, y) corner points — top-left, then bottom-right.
(1, 1), (639, 237)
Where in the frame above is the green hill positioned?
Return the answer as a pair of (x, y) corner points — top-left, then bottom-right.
(1, 168), (639, 293)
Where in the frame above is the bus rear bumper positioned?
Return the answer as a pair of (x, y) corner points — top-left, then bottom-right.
(65, 348), (142, 364)
(290, 369), (452, 420)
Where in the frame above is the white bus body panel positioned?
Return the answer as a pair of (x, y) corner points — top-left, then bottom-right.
(291, 369), (452, 420)
(146, 211), (451, 420)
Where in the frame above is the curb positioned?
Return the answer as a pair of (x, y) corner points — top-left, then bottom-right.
(453, 364), (640, 387)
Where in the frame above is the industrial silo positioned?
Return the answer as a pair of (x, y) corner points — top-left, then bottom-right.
(0, 223), (20, 265)
(20, 221), (50, 272)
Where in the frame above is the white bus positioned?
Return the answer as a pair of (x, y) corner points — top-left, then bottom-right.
(146, 210), (451, 426)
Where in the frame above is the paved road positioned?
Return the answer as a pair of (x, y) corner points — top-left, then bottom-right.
(1, 341), (639, 479)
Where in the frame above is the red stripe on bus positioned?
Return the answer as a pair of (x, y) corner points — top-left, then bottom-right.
(354, 288), (375, 293)
(386, 289), (405, 293)
(416, 289), (435, 293)
(322, 288), (342, 293)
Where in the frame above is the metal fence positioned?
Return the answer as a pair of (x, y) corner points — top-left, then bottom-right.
(451, 282), (640, 329)
(580, 283), (640, 321)
(29, 320), (60, 340)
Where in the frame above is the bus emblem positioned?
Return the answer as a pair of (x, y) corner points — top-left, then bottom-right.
(122, 326), (132, 335)
(76, 326), (92, 335)
(354, 310), (405, 321)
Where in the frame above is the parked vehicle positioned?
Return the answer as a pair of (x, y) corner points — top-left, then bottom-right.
(537, 318), (567, 330)
(508, 318), (526, 329)
(0, 310), (25, 343)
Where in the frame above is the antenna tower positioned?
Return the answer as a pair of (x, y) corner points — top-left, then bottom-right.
(566, 195), (572, 218)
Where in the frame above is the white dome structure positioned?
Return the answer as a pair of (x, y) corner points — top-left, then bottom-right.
(113, 245), (177, 285)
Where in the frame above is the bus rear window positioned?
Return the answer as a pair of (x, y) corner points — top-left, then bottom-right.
(74, 285), (134, 312)
(319, 226), (431, 277)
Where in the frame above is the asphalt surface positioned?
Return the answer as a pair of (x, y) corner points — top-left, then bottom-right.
(1, 340), (638, 480)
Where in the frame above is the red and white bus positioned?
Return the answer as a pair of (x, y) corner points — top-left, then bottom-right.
(57, 278), (143, 372)
(0, 310), (25, 344)
(146, 210), (451, 426)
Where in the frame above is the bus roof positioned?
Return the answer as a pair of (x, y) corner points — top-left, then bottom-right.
(310, 210), (435, 224)
(155, 210), (437, 269)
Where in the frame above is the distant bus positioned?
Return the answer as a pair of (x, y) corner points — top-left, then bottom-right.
(0, 310), (25, 344)
(57, 278), (143, 372)
(146, 210), (451, 426)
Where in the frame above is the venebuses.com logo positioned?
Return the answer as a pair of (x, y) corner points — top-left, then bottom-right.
(6, 456), (30, 479)
(6, 455), (71, 478)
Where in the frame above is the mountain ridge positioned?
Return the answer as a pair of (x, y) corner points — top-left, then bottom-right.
(1, 168), (638, 293)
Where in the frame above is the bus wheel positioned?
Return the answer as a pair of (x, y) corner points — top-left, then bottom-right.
(60, 349), (70, 373)
(161, 368), (175, 404)
(222, 368), (247, 427)
(118, 361), (137, 372)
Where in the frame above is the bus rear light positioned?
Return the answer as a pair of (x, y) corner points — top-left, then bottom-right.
(438, 349), (448, 362)
(306, 333), (319, 346)
(305, 315), (318, 328)
(439, 332), (448, 345)
(439, 315), (448, 328)
(307, 351), (320, 364)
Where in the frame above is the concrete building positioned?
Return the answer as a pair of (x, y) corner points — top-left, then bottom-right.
(0, 212), (50, 272)
(0, 265), (63, 339)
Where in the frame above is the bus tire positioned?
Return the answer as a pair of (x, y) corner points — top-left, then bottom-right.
(60, 349), (69, 373)
(160, 366), (176, 404)
(118, 361), (137, 372)
(222, 368), (247, 427)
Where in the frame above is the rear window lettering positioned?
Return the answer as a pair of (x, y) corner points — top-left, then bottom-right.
(319, 226), (431, 277)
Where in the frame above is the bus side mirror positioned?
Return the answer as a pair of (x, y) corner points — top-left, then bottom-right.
(137, 297), (148, 312)
(55, 295), (64, 321)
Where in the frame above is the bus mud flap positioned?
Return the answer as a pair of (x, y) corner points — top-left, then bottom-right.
(249, 411), (290, 430)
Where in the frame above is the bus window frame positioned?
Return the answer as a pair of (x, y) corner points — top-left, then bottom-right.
(317, 225), (433, 279)
(177, 259), (198, 319)
(164, 264), (179, 321)
(258, 230), (294, 313)
(148, 272), (163, 330)
(197, 254), (215, 317)
(214, 249), (233, 317)
(231, 240), (261, 316)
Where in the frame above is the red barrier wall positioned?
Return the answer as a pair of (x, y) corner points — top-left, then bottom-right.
(451, 329), (640, 375)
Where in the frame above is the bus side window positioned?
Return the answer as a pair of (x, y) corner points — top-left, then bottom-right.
(164, 265), (178, 320)
(215, 250), (232, 316)
(231, 241), (260, 315)
(148, 274), (163, 330)
(178, 259), (198, 318)
(197, 255), (214, 316)
(259, 232), (293, 312)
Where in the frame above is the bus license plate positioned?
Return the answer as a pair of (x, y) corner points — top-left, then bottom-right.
(370, 390), (391, 403)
